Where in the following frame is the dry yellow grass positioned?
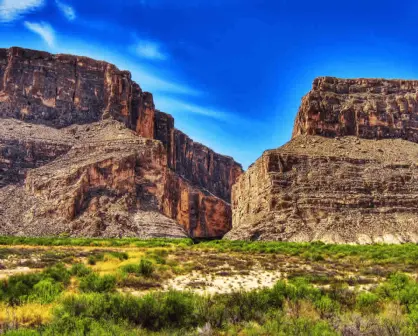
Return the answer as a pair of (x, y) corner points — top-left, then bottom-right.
(93, 251), (144, 275)
(0, 303), (54, 328)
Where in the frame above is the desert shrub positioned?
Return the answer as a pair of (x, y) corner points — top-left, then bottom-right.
(326, 283), (357, 309)
(108, 251), (129, 260)
(120, 259), (154, 277)
(148, 254), (166, 265)
(79, 274), (116, 293)
(120, 263), (139, 274)
(87, 256), (96, 265)
(29, 279), (63, 304)
(70, 263), (92, 277)
(275, 317), (338, 336)
(267, 281), (287, 308)
(42, 315), (146, 336)
(314, 295), (340, 318)
(0, 277), (66, 306)
(217, 290), (271, 323)
(42, 263), (70, 286)
(145, 249), (169, 265)
(0, 274), (41, 305)
(140, 291), (198, 330)
(376, 273), (418, 312)
(356, 292), (380, 314)
(138, 259), (154, 277)
(52, 291), (199, 331)
(200, 282), (291, 327)
(87, 253), (105, 266)
(286, 277), (321, 301)
(0, 263), (71, 306)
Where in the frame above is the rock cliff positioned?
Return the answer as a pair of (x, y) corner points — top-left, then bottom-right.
(293, 77), (418, 141)
(0, 47), (242, 238)
(227, 77), (418, 244)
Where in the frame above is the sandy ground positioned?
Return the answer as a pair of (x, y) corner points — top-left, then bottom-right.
(0, 267), (35, 280)
(163, 269), (282, 295)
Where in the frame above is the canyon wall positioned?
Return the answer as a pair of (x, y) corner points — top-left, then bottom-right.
(0, 47), (242, 238)
(227, 77), (418, 244)
(293, 77), (418, 142)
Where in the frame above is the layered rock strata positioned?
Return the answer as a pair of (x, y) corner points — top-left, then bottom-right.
(0, 47), (242, 238)
(293, 77), (418, 141)
(0, 47), (241, 202)
(227, 77), (418, 244)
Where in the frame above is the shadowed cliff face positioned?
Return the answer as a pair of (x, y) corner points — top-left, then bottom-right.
(293, 77), (418, 141)
(226, 77), (418, 244)
(0, 47), (242, 238)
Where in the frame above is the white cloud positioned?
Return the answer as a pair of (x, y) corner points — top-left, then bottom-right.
(0, 0), (44, 22)
(154, 96), (234, 122)
(55, 0), (75, 21)
(130, 69), (200, 96)
(133, 40), (167, 61)
(154, 95), (265, 128)
(24, 21), (55, 47)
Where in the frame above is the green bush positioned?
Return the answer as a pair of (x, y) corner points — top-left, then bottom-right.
(87, 256), (97, 265)
(276, 317), (338, 336)
(109, 251), (129, 260)
(79, 273), (117, 293)
(376, 273), (418, 312)
(43, 263), (70, 285)
(87, 253), (105, 266)
(120, 259), (154, 277)
(314, 295), (339, 318)
(0, 264), (70, 305)
(70, 263), (92, 277)
(0, 273), (43, 305)
(356, 292), (380, 314)
(29, 278), (63, 303)
(52, 291), (198, 331)
(138, 259), (154, 277)
(120, 263), (140, 274)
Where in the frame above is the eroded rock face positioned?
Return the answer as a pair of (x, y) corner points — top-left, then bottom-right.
(0, 47), (242, 201)
(0, 119), (73, 187)
(293, 77), (418, 141)
(154, 110), (242, 202)
(228, 77), (418, 244)
(0, 47), (242, 238)
(227, 131), (418, 244)
(0, 120), (233, 238)
(162, 169), (232, 238)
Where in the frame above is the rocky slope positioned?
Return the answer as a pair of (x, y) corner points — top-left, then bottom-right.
(0, 47), (242, 238)
(227, 77), (418, 244)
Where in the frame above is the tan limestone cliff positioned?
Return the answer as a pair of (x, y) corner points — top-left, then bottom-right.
(227, 77), (418, 243)
(0, 47), (242, 238)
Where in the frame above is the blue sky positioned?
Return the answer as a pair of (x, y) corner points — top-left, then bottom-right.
(2, 0), (418, 168)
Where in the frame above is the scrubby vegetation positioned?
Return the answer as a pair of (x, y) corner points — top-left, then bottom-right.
(1, 238), (418, 335)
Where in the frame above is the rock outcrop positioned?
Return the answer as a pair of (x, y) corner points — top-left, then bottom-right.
(0, 47), (242, 238)
(293, 77), (418, 142)
(227, 77), (418, 244)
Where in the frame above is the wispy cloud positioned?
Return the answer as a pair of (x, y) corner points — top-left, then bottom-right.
(47, 40), (200, 96)
(24, 21), (55, 47)
(155, 97), (232, 121)
(154, 95), (266, 129)
(133, 39), (168, 61)
(55, 0), (75, 21)
(131, 69), (200, 96)
(0, 0), (44, 22)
